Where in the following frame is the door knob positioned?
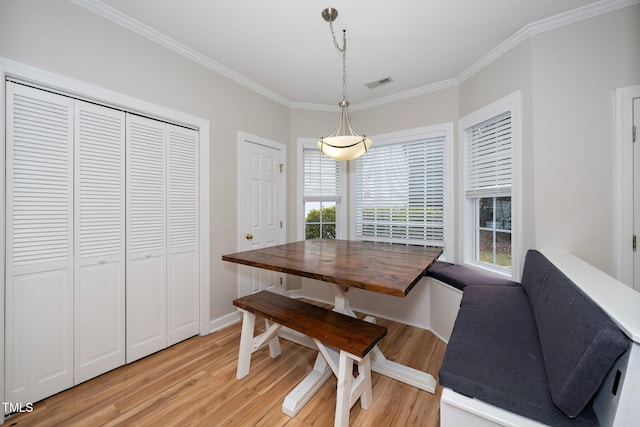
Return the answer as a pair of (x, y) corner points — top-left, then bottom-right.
(245, 233), (254, 240)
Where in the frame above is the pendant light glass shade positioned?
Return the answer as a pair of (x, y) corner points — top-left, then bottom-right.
(318, 101), (372, 161)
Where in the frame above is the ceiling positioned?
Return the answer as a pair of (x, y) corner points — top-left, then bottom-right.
(86, 0), (606, 108)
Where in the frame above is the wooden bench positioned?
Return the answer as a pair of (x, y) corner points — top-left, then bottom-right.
(233, 290), (387, 427)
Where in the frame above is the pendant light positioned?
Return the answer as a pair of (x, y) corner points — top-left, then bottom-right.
(317, 8), (372, 161)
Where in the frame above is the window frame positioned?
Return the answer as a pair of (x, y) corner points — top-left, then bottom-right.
(348, 123), (454, 260)
(459, 91), (522, 278)
(297, 137), (348, 240)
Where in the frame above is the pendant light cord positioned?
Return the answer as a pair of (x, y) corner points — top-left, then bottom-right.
(328, 21), (347, 103)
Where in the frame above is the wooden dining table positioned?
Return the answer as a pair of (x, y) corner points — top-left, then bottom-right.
(222, 238), (443, 416)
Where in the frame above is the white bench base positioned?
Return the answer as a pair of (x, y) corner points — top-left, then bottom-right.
(441, 388), (547, 427)
(236, 308), (373, 427)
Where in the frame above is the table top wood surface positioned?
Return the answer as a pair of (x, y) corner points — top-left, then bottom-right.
(222, 239), (443, 297)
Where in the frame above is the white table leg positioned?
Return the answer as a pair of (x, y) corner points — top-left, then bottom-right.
(370, 347), (436, 392)
(329, 284), (437, 394)
(282, 353), (332, 417)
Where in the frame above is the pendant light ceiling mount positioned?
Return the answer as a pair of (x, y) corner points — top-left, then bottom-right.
(321, 7), (338, 23)
(317, 7), (372, 161)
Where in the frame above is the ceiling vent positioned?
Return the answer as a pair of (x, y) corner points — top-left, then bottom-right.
(366, 76), (393, 89)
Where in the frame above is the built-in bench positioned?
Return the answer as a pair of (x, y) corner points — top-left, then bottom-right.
(427, 260), (519, 290)
(433, 250), (640, 427)
(232, 290), (387, 427)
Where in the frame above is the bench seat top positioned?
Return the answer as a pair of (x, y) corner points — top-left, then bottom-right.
(427, 261), (519, 291)
(233, 291), (387, 358)
(439, 285), (599, 426)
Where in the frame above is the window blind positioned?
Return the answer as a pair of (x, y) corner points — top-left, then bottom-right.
(355, 135), (445, 245)
(466, 111), (512, 198)
(303, 147), (340, 199)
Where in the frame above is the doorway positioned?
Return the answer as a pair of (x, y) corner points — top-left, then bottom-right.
(615, 85), (640, 290)
(633, 97), (640, 291)
(236, 132), (286, 296)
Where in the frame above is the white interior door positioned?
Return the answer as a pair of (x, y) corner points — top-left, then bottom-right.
(166, 124), (199, 346)
(237, 134), (285, 296)
(633, 97), (640, 291)
(5, 83), (74, 406)
(74, 100), (126, 383)
(126, 114), (167, 363)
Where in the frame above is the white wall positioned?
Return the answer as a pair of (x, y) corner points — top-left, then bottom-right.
(531, 5), (640, 273)
(0, 0), (291, 322)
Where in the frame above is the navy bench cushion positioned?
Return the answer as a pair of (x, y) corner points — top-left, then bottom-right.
(438, 285), (599, 426)
(523, 251), (630, 418)
(427, 261), (519, 291)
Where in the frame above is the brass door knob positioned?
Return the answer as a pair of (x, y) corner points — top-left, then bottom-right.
(245, 233), (253, 240)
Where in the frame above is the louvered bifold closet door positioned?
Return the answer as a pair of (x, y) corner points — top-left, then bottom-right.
(74, 101), (126, 383)
(167, 124), (199, 346)
(5, 83), (74, 405)
(126, 114), (168, 363)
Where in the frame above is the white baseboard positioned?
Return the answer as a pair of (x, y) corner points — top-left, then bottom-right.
(208, 310), (242, 334)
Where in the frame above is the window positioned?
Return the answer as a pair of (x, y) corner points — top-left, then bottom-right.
(352, 125), (453, 252)
(460, 92), (521, 276)
(298, 139), (345, 240)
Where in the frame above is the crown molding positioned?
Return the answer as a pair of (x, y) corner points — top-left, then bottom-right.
(456, 0), (640, 84)
(71, 0), (639, 112)
(291, 78), (458, 112)
(527, 0), (640, 36)
(69, 0), (291, 108)
(288, 102), (340, 112)
(350, 79), (459, 112)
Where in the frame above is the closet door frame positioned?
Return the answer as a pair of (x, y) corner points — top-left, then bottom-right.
(0, 59), (211, 422)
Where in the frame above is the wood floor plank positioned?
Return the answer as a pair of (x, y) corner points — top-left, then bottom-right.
(6, 303), (446, 427)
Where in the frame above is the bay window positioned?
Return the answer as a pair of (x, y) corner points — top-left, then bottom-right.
(299, 139), (345, 240)
(351, 124), (453, 255)
(460, 92), (521, 276)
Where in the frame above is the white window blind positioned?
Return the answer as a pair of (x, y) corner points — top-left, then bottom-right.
(355, 135), (445, 245)
(466, 111), (512, 198)
(303, 147), (340, 199)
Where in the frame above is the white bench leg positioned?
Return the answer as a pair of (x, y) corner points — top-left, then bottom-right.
(313, 341), (374, 426)
(265, 319), (281, 358)
(335, 350), (354, 427)
(236, 310), (283, 380)
(237, 310), (256, 379)
(358, 354), (372, 410)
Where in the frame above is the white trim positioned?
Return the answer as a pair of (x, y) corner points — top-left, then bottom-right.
(208, 310), (242, 334)
(69, 0), (290, 108)
(458, 91), (522, 280)
(71, 0), (639, 112)
(0, 65), (6, 427)
(614, 85), (640, 287)
(0, 59), (212, 410)
(347, 79), (459, 112)
(457, 0), (639, 85)
(296, 138), (348, 241)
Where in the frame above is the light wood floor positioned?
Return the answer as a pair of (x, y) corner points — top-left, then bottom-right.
(6, 307), (446, 426)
